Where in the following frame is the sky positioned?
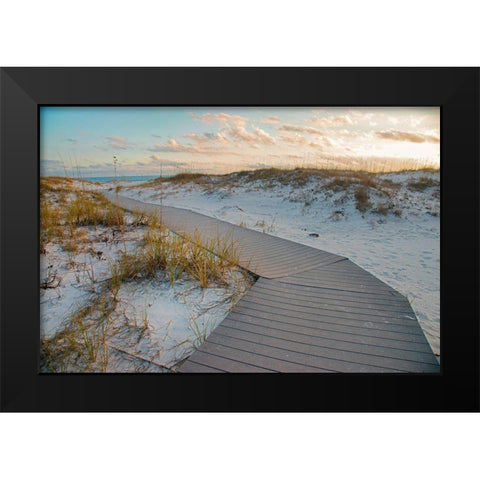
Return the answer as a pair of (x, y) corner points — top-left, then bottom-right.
(40, 106), (440, 177)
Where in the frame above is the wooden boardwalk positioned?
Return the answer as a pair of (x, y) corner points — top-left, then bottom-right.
(106, 193), (439, 373)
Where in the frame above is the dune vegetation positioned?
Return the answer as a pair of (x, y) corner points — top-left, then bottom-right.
(40, 178), (253, 372)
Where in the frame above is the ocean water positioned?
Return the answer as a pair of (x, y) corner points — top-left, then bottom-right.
(85, 175), (159, 183)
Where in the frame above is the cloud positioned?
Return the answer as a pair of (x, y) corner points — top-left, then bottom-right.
(105, 136), (135, 150)
(331, 129), (362, 139)
(86, 162), (113, 169)
(41, 159), (65, 174)
(149, 139), (190, 153)
(252, 127), (276, 145)
(184, 132), (232, 145)
(309, 114), (354, 127)
(148, 155), (188, 167)
(277, 124), (325, 135)
(41, 159), (63, 167)
(375, 130), (440, 143)
(192, 112), (249, 128)
(218, 127), (251, 144)
(148, 138), (240, 156)
(279, 133), (308, 145)
(278, 133), (327, 150)
(167, 124), (276, 152)
(149, 138), (208, 154)
(259, 116), (280, 124)
(223, 125), (275, 147)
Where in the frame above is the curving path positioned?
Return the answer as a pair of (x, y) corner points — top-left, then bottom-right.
(106, 193), (439, 373)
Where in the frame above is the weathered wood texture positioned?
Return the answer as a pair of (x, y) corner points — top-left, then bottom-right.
(180, 271), (439, 373)
(106, 193), (439, 373)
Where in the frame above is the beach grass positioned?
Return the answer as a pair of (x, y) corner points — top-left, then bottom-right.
(40, 183), (251, 372)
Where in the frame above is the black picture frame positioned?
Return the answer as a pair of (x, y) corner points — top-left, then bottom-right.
(1, 67), (478, 412)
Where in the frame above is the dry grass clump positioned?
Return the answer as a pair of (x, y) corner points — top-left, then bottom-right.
(354, 186), (371, 213)
(233, 168), (322, 189)
(67, 192), (125, 227)
(41, 294), (114, 372)
(40, 187), (126, 253)
(40, 176), (76, 193)
(323, 172), (377, 192)
(165, 172), (207, 184)
(145, 172), (207, 187)
(234, 168), (291, 186)
(40, 200), (62, 250)
(109, 220), (242, 291)
(371, 202), (392, 216)
(321, 171), (402, 196)
(407, 176), (440, 192)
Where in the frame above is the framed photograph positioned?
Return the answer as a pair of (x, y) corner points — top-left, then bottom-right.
(1, 67), (478, 411)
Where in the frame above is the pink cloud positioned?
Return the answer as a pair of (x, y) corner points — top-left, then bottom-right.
(375, 130), (440, 143)
(309, 115), (354, 127)
(259, 116), (281, 124)
(105, 136), (135, 150)
(148, 138), (242, 156)
(184, 132), (232, 145)
(192, 112), (249, 128)
(252, 127), (276, 145)
(223, 125), (275, 146)
(279, 133), (308, 145)
(148, 155), (188, 167)
(279, 133), (326, 150)
(277, 124), (325, 135)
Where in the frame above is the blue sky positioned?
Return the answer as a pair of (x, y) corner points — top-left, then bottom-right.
(40, 106), (440, 177)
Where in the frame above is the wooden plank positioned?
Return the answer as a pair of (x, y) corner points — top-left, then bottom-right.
(243, 293), (415, 324)
(226, 310), (429, 345)
(207, 330), (438, 373)
(256, 274), (407, 300)
(235, 294), (420, 326)
(205, 333), (406, 373)
(291, 271), (396, 293)
(222, 313), (434, 353)
(232, 302), (426, 336)
(196, 341), (330, 372)
(185, 349), (275, 373)
(178, 360), (225, 373)
(272, 282), (406, 304)
(276, 275), (397, 295)
(253, 278), (411, 310)
(281, 268), (396, 288)
(214, 321), (438, 365)
(244, 241), (334, 260)
(246, 285), (413, 315)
